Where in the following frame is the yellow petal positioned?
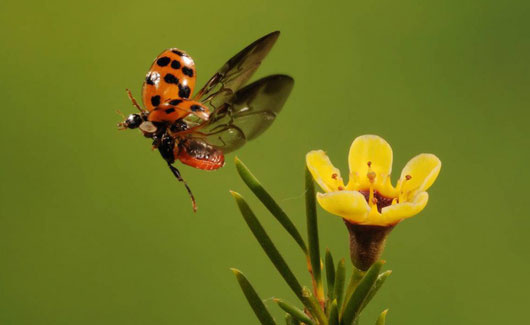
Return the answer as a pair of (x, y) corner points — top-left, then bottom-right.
(306, 150), (345, 192)
(316, 191), (370, 223)
(399, 154), (441, 195)
(348, 135), (393, 189)
(381, 191), (429, 225)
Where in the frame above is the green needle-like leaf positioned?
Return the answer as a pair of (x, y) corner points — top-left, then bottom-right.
(285, 314), (301, 325)
(274, 298), (315, 325)
(231, 269), (276, 325)
(328, 300), (339, 325)
(230, 191), (326, 324)
(305, 167), (323, 298)
(375, 309), (388, 325)
(361, 271), (392, 311)
(235, 157), (307, 253)
(342, 267), (364, 314)
(231, 191), (302, 295)
(325, 249), (336, 300)
(341, 261), (384, 325)
(302, 287), (328, 325)
(334, 259), (346, 309)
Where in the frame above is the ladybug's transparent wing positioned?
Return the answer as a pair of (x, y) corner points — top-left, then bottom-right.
(188, 74), (294, 154)
(194, 31), (280, 109)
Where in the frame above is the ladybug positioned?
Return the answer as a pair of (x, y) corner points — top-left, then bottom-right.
(118, 31), (294, 212)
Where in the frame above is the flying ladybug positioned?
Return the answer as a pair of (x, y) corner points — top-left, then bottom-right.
(118, 31), (294, 212)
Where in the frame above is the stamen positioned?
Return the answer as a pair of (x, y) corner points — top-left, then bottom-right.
(367, 171), (376, 182)
(338, 186), (344, 191)
(369, 203), (379, 217)
(367, 162), (375, 207)
(366, 161), (376, 182)
(368, 179), (375, 207)
(398, 174), (412, 202)
(358, 190), (394, 212)
(331, 173), (338, 180)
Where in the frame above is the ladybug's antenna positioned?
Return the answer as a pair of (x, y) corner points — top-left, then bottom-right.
(167, 163), (197, 212)
(126, 89), (144, 113)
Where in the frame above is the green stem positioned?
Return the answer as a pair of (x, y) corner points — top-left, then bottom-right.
(305, 166), (324, 303)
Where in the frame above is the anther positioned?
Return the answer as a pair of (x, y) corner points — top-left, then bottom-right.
(367, 171), (376, 182)
(338, 186), (345, 191)
(331, 173), (338, 180)
(398, 175), (413, 203)
(366, 161), (376, 183)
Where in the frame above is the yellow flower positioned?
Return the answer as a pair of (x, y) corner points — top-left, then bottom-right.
(306, 135), (441, 227)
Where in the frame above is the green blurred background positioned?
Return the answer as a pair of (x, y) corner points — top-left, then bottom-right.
(1, 0), (528, 323)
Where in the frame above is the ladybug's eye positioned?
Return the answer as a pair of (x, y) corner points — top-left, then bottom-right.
(125, 114), (142, 129)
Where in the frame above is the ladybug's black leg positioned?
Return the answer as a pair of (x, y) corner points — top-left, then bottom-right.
(167, 163), (197, 212)
(126, 89), (143, 113)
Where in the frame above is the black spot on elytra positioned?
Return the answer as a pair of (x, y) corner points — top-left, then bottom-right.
(171, 60), (181, 69)
(182, 67), (194, 77)
(145, 74), (154, 85)
(165, 108), (176, 114)
(164, 73), (179, 84)
(190, 104), (203, 112)
(168, 99), (183, 105)
(151, 95), (161, 106)
(156, 57), (171, 67)
(171, 49), (184, 56)
(178, 84), (191, 98)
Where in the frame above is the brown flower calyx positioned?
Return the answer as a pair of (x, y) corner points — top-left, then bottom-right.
(344, 220), (395, 271)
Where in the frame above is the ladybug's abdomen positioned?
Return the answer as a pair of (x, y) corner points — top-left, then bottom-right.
(142, 49), (197, 116)
(177, 138), (225, 171)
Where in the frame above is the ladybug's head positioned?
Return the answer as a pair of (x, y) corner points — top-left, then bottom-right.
(123, 114), (143, 129)
(118, 112), (157, 133)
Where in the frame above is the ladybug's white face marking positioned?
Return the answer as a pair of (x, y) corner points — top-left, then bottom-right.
(139, 121), (157, 133)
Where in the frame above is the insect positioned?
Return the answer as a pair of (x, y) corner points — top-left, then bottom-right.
(118, 31), (294, 212)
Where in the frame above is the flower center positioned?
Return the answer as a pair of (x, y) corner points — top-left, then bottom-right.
(358, 190), (394, 213)
(360, 161), (396, 213)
